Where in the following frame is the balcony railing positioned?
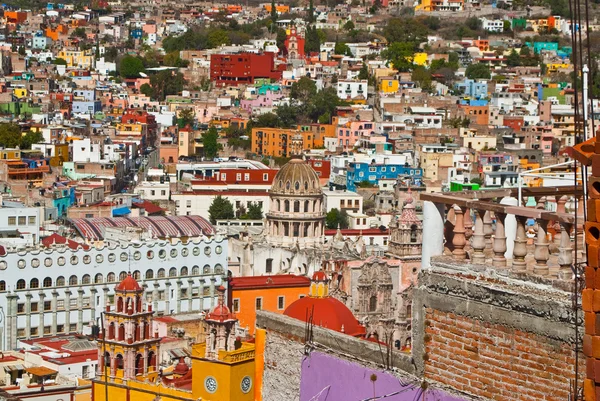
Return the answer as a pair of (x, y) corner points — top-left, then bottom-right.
(8, 165), (50, 175)
(421, 186), (583, 286)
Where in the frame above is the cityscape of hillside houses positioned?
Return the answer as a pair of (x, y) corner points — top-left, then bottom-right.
(0, 0), (596, 399)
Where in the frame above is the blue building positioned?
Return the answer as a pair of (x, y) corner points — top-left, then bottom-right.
(346, 162), (422, 191)
(72, 90), (102, 114)
(51, 185), (76, 217)
(454, 79), (488, 99)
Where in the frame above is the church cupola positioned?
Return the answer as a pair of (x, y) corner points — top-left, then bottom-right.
(204, 286), (238, 360)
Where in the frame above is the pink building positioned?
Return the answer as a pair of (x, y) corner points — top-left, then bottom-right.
(240, 92), (284, 114)
(336, 121), (377, 149)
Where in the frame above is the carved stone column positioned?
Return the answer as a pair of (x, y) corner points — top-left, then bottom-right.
(25, 292), (32, 339)
(451, 206), (467, 260)
(492, 212), (507, 268)
(512, 216), (528, 272)
(77, 287), (84, 333)
(188, 279), (194, 312)
(471, 209), (486, 264)
(38, 291), (45, 337)
(51, 290), (58, 336)
(176, 280), (182, 314)
(533, 219), (550, 276)
(64, 289), (71, 333)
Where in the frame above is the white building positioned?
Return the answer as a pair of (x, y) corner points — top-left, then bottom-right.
(481, 18), (504, 32)
(134, 181), (171, 201)
(0, 206), (41, 246)
(0, 226), (227, 350)
(336, 80), (368, 102)
(322, 189), (363, 214)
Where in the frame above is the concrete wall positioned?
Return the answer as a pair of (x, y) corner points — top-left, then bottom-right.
(256, 312), (469, 401)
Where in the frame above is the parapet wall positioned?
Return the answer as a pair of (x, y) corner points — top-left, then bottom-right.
(413, 258), (582, 401)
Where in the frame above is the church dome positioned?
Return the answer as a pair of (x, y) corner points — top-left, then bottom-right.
(115, 273), (142, 292)
(284, 296), (366, 337)
(271, 159), (321, 196)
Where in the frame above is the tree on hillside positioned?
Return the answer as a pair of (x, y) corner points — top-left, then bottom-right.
(202, 126), (222, 160)
(20, 131), (44, 149)
(465, 63), (491, 79)
(149, 70), (185, 101)
(411, 66), (433, 92)
(0, 123), (22, 148)
(208, 195), (235, 224)
(358, 62), (369, 80)
(271, 0), (277, 22)
(381, 42), (414, 72)
(304, 26), (321, 54)
(119, 55), (144, 78)
(178, 108), (196, 128)
(326, 208), (349, 229)
(290, 77), (317, 104)
(506, 49), (521, 67)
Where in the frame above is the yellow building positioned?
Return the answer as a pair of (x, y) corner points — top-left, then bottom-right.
(546, 62), (571, 73)
(13, 88), (28, 99)
(412, 52), (428, 67)
(57, 49), (94, 68)
(379, 78), (400, 93)
(92, 277), (256, 401)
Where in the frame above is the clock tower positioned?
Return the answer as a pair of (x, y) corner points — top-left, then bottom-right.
(97, 273), (159, 382)
(191, 286), (256, 400)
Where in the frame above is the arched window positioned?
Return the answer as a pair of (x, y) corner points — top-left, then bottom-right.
(410, 224), (418, 243)
(107, 273), (115, 282)
(304, 200), (310, 212)
(181, 266), (188, 276)
(119, 271), (127, 281)
(95, 273), (103, 284)
(115, 353), (124, 369)
(276, 199), (281, 211)
(0, 281), (5, 291)
(284, 200), (290, 212)
(119, 323), (125, 341)
(30, 278), (39, 289)
(157, 268), (165, 278)
(17, 279), (26, 289)
(294, 201), (300, 212)
(82, 274), (91, 284)
(192, 266), (199, 275)
(203, 265), (211, 274)
(43, 277), (52, 287)
(133, 270), (141, 280)
(369, 295), (377, 312)
(146, 269), (154, 279)
(56, 276), (65, 286)
(117, 297), (123, 312)
(168, 267), (176, 277)
(284, 223), (289, 236)
(69, 275), (78, 286)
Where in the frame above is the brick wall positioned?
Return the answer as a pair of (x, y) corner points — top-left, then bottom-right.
(424, 308), (579, 401)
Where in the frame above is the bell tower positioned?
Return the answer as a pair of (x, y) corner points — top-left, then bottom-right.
(97, 273), (159, 381)
(204, 286), (237, 360)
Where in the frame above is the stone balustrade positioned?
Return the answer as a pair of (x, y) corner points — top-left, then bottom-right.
(421, 186), (585, 283)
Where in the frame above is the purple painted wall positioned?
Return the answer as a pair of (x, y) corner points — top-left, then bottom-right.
(300, 352), (469, 401)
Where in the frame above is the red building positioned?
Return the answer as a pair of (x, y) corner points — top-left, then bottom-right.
(503, 115), (525, 132)
(306, 159), (331, 181)
(284, 28), (305, 59)
(210, 52), (282, 86)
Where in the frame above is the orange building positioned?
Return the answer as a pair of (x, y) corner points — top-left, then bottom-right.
(473, 39), (490, 52)
(229, 275), (310, 335)
(46, 25), (68, 41)
(460, 104), (489, 126)
(252, 123), (336, 157)
(5, 11), (27, 24)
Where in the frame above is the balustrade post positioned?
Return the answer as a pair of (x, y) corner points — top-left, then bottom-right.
(557, 222), (573, 279)
(471, 209), (486, 264)
(463, 207), (473, 253)
(512, 216), (528, 272)
(533, 219), (550, 276)
(493, 212), (507, 268)
(452, 206), (467, 260)
(483, 210), (493, 254)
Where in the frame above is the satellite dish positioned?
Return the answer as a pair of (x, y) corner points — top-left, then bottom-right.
(139, 72), (148, 78)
